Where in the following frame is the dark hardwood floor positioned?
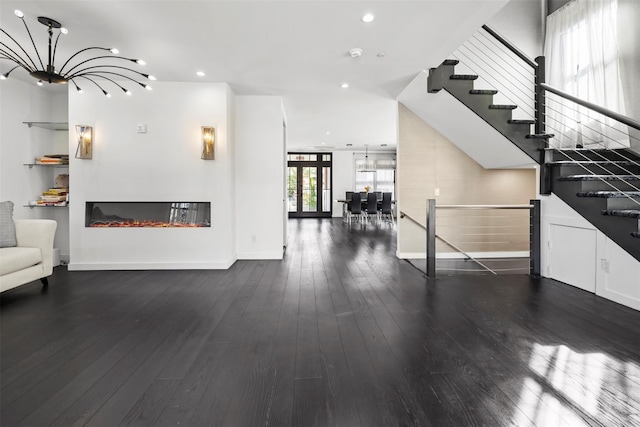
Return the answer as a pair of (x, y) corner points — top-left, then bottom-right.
(1, 218), (639, 427)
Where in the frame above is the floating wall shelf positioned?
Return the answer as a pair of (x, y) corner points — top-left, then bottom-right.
(22, 121), (69, 131)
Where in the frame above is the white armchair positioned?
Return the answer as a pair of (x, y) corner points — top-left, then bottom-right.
(0, 219), (57, 293)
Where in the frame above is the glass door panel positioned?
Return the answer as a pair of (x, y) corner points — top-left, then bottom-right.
(302, 167), (317, 212)
(287, 167), (298, 213)
(322, 167), (331, 213)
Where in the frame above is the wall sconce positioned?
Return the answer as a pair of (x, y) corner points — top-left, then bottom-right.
(201, 126), (215, 160)
(75, 125), (93, 159)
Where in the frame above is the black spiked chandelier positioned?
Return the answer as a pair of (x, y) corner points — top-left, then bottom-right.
(0, 10), (155, 96)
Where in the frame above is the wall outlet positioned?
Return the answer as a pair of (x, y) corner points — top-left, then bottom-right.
(600, 258), (610, 273)
(434, 188), (440, 196)
(137, 124), (147, 133)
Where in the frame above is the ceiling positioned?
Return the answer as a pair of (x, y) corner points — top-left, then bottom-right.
(0, 0), (509, 151)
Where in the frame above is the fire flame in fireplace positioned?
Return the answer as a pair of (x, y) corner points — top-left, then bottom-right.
(89, 220), (208, 228)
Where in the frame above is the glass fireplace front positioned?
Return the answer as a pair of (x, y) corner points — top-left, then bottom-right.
(85, 202), (211, 227)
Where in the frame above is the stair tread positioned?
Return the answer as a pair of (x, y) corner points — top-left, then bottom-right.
(489, 104), (517, 110)
(508, 119), (535, 124)
(577, 191), (640, 198)
(450, 74), (479, 80)
(601, 209), (640, 218)
(443, 59), (459, 66)
(526, 134), (555, 139)
(544, 147), (630, 153)
(550, 160), (635, 165)
(559, 175), (640, 181)
(469, 89), (498, 95)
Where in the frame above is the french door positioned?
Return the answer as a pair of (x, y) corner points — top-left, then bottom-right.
(287, 153), (332, 218)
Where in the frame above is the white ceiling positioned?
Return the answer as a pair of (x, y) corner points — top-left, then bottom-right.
(0, 0), (509, 151)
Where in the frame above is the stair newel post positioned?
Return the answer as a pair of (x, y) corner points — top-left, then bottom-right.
(535, 56), (552, 195)
(529, 199), (541, 277)
(426, 199), (436, 279)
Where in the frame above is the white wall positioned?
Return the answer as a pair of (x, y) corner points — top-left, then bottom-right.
(235, 96), (285, 259)
(68, 82), (236, 270)
(331, 150), (355, 218)
(0, 80), (69, 260)
(541, 193), (640, 310)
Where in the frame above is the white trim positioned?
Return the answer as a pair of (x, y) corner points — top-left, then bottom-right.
(236, 252), (284, 260)
(67, 260), (236, 271)
(396, 252), (427, 259)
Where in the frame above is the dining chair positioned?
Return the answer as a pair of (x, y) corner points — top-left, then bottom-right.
(366, 192), (379, 222)
(381, 192), (393, 223)
(347, 192), (362, 223)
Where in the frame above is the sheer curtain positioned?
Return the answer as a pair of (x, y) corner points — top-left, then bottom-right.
(544, 0), (628, 148)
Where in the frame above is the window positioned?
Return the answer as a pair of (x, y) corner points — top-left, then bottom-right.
(354, 152), (396, 198)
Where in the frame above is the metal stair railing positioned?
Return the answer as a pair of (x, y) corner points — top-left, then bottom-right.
(399, 200), (541, 279)
(449, 24), (640, 202)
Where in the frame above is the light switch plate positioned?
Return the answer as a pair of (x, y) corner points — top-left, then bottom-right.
(137, 124), (147, 133)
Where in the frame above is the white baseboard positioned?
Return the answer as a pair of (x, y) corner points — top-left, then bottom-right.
(67, 259), (237, 271)
(236, 252), (284, 260)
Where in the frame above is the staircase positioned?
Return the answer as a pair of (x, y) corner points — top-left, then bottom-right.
(427, 57), (640, 262)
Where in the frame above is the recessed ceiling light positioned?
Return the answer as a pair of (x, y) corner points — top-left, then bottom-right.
(346, 143), (353, 147)
(361, 13), (375, 23)
(196, 71), (205, 77)
(377, 52), (385, 58)
(326, 131), (330, 135)
(341, 83), (349, 89)
(381, 144), (388, 147)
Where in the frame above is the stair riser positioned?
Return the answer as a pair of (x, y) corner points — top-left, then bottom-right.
(579, 180), (640, 192)
(550, 150), (636, 162)
(606, 198), (640, 210)
(555, 164), (640, 176)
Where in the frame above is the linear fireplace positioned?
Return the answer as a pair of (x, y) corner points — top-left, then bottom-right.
(85, 202), (211, 227)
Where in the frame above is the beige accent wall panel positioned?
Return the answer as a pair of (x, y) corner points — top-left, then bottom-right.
(397, 104), (536, 256)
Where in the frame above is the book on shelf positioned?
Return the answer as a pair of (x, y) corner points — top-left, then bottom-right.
(36, 200), (67, 207)
(42, 188), (68, 196)
(35, 154), (69, 165)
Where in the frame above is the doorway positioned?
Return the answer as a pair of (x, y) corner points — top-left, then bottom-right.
(287, 153), (332, 218)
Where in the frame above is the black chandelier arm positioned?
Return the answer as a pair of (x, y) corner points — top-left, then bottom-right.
(63, 55), (141, 77)
(1, 65), (22, 78)
(58, 47), (112, 74)
(0, 47), (29, 70)
(72, 70), (148, 88)
(76, 75), (110, 96)
(71, 72), (130, 93)
(0, 50), (34, 73)
(1, 29), (38, 71)
(52, 32), (63, 69)
(65, 64), (150, 80)
(70, 79), (82, 92)
(19, 16), (45, 70)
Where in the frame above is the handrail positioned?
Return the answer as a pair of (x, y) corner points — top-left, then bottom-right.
(437, 204), (534, 209)
(481, 25), (538, 69)
(541, 83), (640, 131)
(399, 211), (426, 229)
(540, 83), (640, 130)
